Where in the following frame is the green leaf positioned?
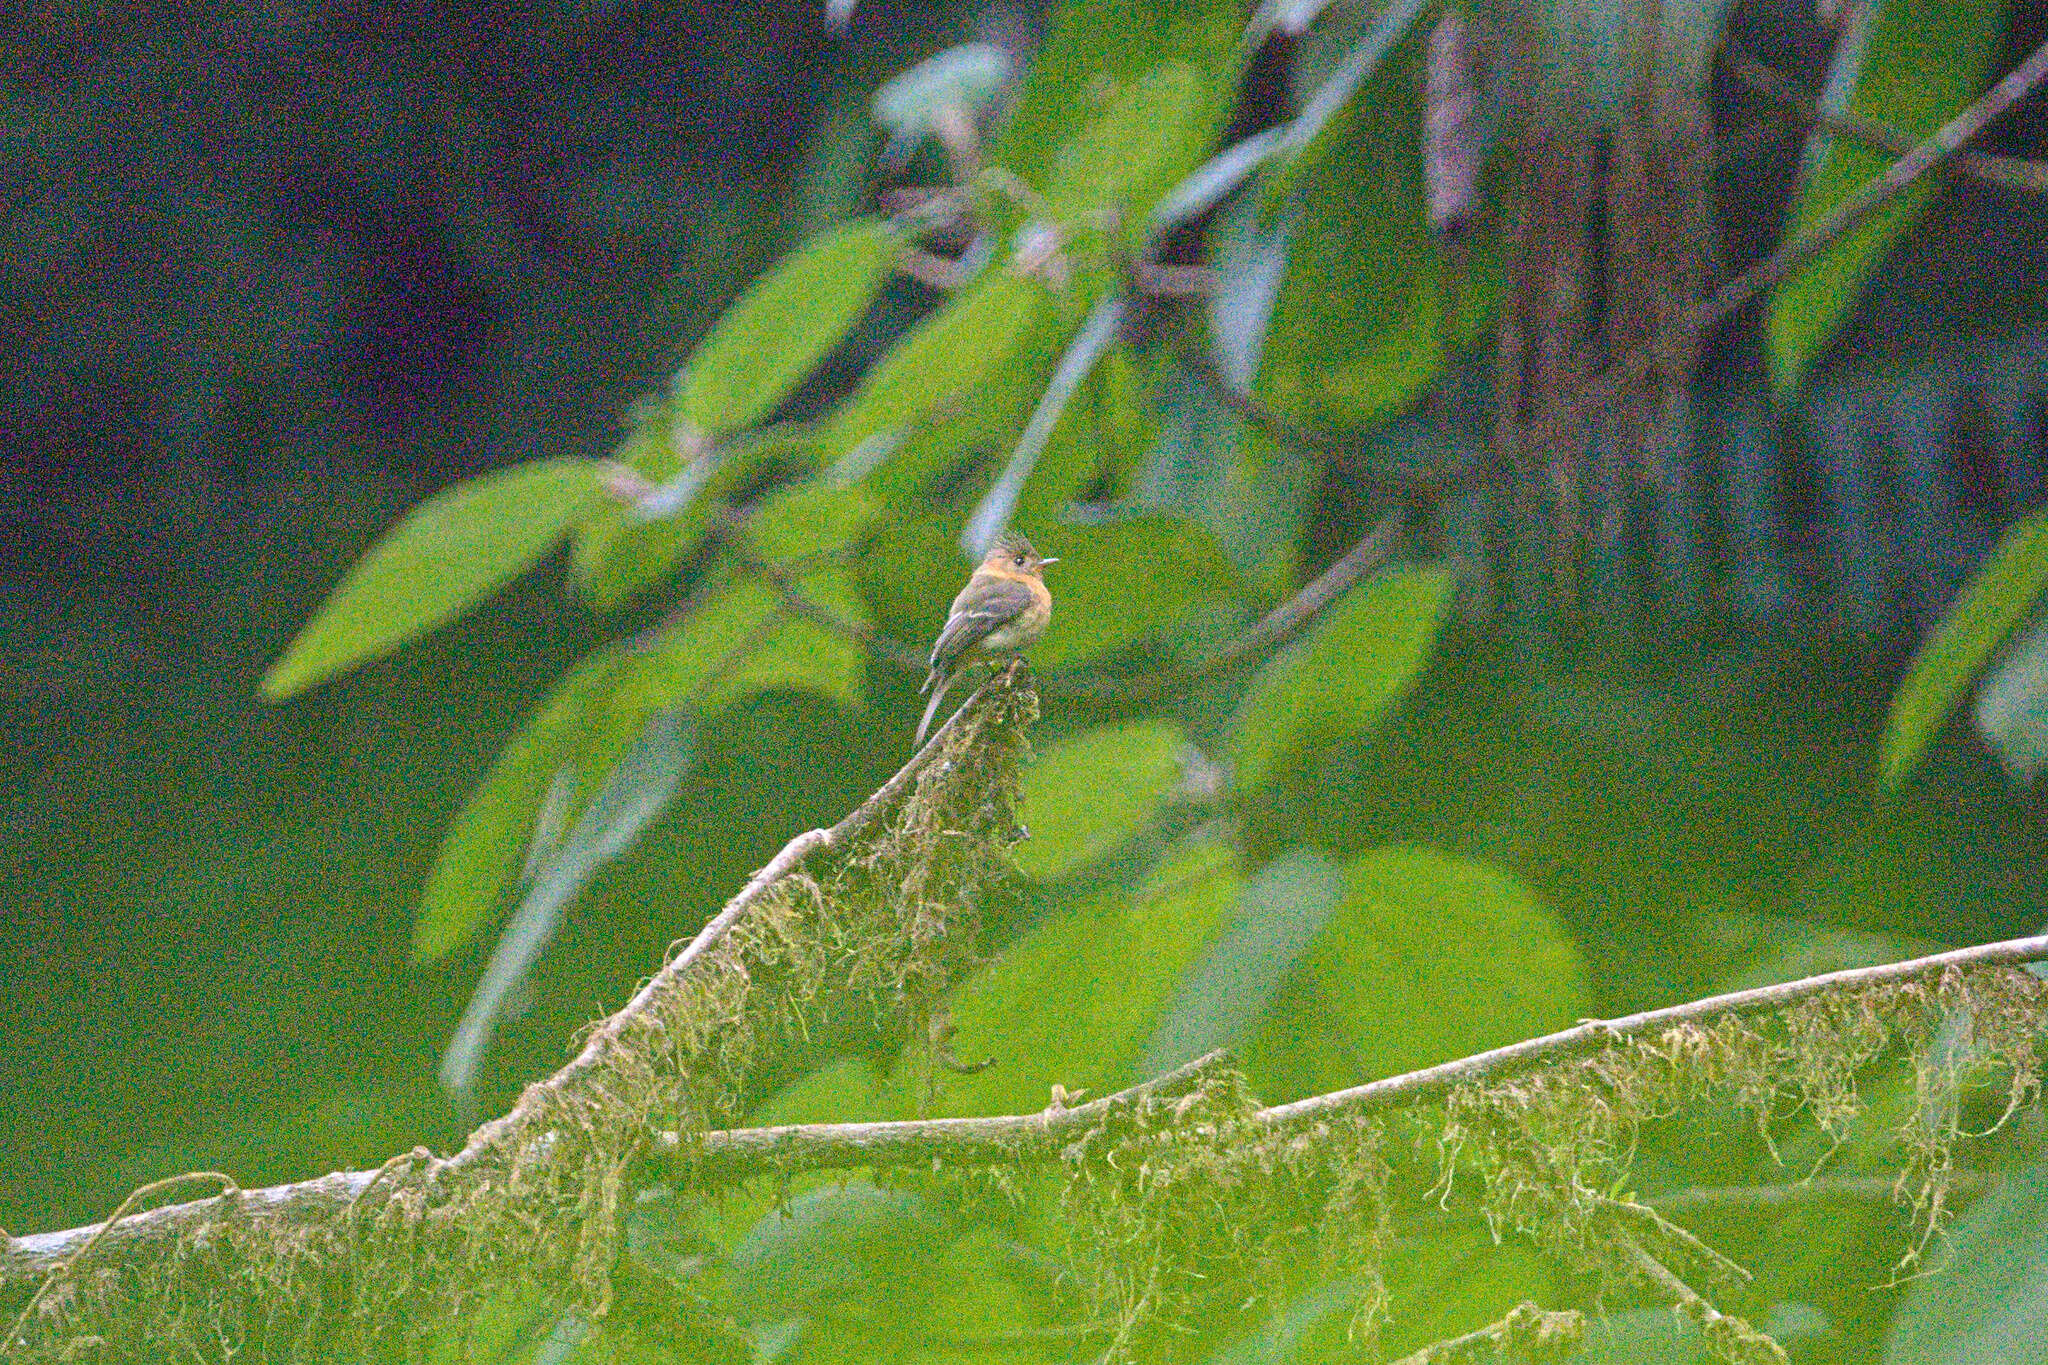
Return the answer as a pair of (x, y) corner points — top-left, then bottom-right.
(438, 709), (693, 1096)
(1043, 61), (1216, 228)
(914, 843), (1243, 1115)
(641, 572), (870, 717)
(674, 217), (897, 436)
(828, 271), (1049, 461)
(1033, 515), (1240, 668)
(1765, 0), (2011, 397)
(744, 481), (878, 561)
(570, 404), (696, 611)
(1975, 614), (2048, 783)
(412, 650), (621, 963)
(1883, 1154), (2048, 1364)
(1136, 372), (1314, 596)
(1230, 567), (1458, 791)
(262, 459), (603, 701)
(1140, 847), (1345, 1075)
(993, 0), (1244, 193)
(1243, 847), (1589, 1095)
(1014, 720), (1186, 879)
(1881, 507), (2048, 789)
(1259, 26), (1491, 430)
(574, 423), (820, 611)
(729, 1185), (949, 1322)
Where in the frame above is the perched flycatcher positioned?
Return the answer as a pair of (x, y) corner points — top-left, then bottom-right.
(915, 532), (1057, 744)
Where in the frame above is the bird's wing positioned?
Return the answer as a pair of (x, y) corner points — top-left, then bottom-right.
(927, 578), (1038, 674)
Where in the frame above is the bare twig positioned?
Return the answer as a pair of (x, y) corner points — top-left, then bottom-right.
(1654, 1171), (1998, 1212)
(1533, 36), (2048, 452)
(739, 550), (928, 671)
(1726, 46), (2048, 193)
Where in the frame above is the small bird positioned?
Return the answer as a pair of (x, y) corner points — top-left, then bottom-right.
(916, 532), (1058, 745)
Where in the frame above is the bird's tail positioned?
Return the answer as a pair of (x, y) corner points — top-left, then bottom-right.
(915, 674), (954, 746)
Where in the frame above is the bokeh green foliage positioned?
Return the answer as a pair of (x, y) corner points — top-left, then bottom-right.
(239, 0), (2048, 1361)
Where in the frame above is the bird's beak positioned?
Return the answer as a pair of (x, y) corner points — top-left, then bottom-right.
(1038, 557), (1060, 566)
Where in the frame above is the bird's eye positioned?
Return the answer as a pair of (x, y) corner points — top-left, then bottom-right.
(1013, 555), (1026, 567)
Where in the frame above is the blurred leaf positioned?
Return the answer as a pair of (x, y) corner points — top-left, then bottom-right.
(1015, 720), (1186, 879)
(1140, 847), (1345, 1075)
(746, 481), (878, 561)
(1230, 567), (1458, 791)
(571, 405), (696, 611)
(1261, 27), (1482, 430)
(1246, 847), (1589, 1094)
(870, 43), (1011, 139)
(1882, 507), (2048, 788)
(993, 0), (1244, 193)
(1149, 126), (1288, 239)
(918, 843), (1242, 1114)
(414, 650), (621, 963)
(1975, 612), (2048, 783)
(674, 218), (897, 436)
(1136, 374), (1314, 594)
(438, 709), (694, 1100)
(642, 573), (870, 717)
(728, 1185), (949, 1322)
(1043, 62), (1216, 229)
(829, 271), (1049, 462)
(1271, 0), (1431, 164)
(962, 293), (1126, 557)
(262, 459), (603, 700)
(1034, 514), (1241, 668)
(853, 512), (969, 640)
(1205, 1280), (1362, 1364)
(1208, 172), (1296, 392)
(1883, 1158), (2048, 1364)
(1766, 0), (2010, 397)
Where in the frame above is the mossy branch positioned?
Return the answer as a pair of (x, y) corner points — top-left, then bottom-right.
(5, 659), (2046, 1365)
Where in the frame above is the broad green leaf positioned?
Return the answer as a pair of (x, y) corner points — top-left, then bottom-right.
(728, 1185), (949, 1322)
(745, 481), (878, 561)
(1243, 847), (1589, 1096)
(1136, 372), (1314, 596)
(993, 0), (1244, 193)
(262, 459), (603, 700)
(697, 572), (868, 713)
(674, 217), (897, 436)
(439, 709), (693, 1097)
(413, 650), (621, 963)
(1259, 27), (1492, 430)
(828, 271), (1049, 460)
(1014, 720), (1186, 879)
(1766, 0), (2010, 397)
(1140, 847), (1344, 1075)
(1975, 613), (2048, 783)
(1883, 1156), (2048, 1365)
(570, 404), (696, 611)
(1043, 62), (1215, 229)
(1230, 567), (1458, 791)
(627, 572), (869, 723)
(913, 843), (1242, 1116)
(1032, 514), (1240, 668)
(1881, 507), (2048, 788)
